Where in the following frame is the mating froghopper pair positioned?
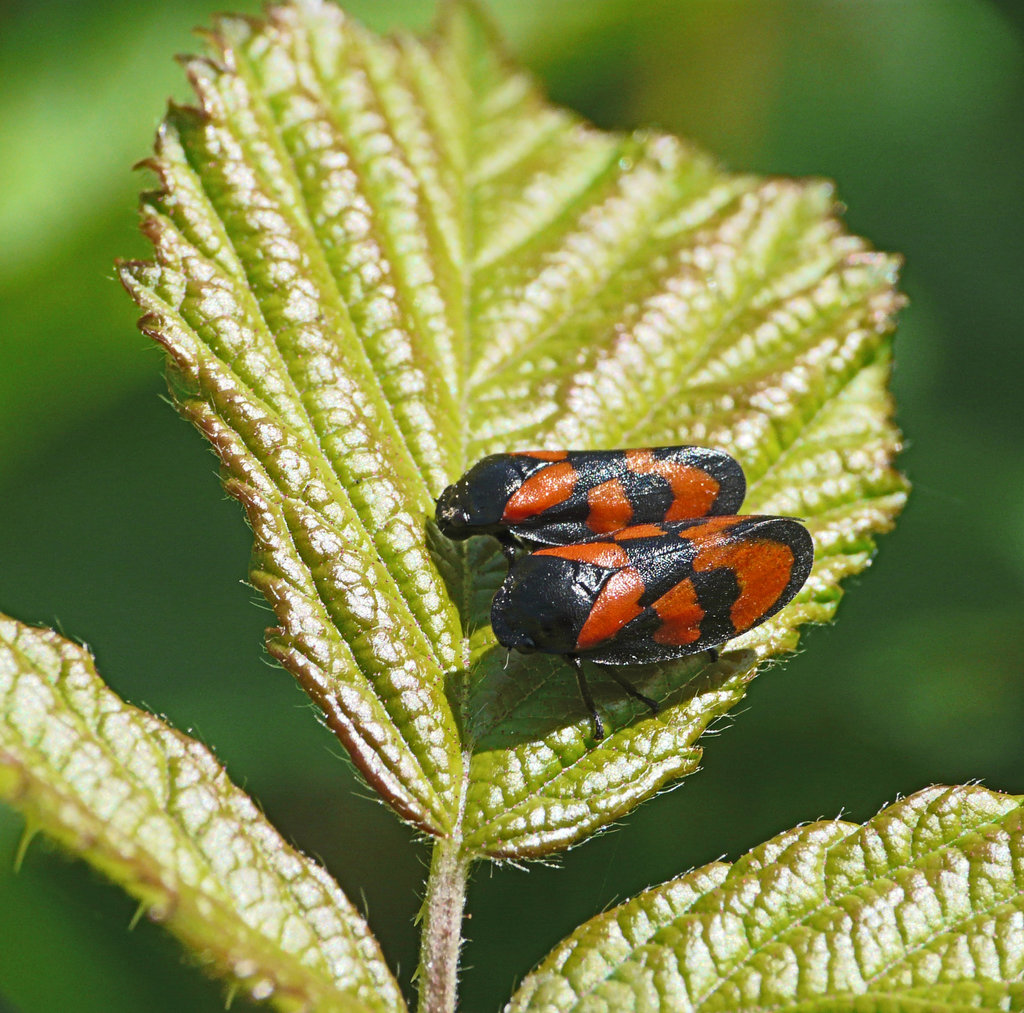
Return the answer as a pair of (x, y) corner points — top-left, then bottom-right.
(436, 447), (813, 739)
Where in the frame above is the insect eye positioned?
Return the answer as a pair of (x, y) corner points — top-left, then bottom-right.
(435, 495), (469, 528)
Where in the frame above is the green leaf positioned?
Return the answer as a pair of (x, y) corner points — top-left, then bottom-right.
(120, 0), (906, 858)
(0, 614), (404, 1013)
(508, 785), (1024, 1012)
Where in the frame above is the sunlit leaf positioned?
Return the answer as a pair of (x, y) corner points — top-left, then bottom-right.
(120, 0), (905, 858)
(0, 615), (404, 1013)
(509, 785), (1024, 1012)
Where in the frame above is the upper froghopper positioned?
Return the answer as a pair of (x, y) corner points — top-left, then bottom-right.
(435, 446), (746, 552)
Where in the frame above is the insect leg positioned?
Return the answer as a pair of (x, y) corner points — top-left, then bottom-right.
(605, 670), (659, 715)
(568, 656), (604, 741)
(704, 647), (719, 663)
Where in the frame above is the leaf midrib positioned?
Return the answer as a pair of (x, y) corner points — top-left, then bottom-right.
(451, 4), (482, 852)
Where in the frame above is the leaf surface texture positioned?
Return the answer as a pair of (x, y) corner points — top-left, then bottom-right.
(509, 785), (1024, 1012)
(121, 0), (906, 857)
(0, 615), (404, 1013)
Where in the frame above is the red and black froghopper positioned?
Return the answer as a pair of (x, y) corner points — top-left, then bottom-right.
(435, 447), (746, 562)
(490, 516), (814, 739)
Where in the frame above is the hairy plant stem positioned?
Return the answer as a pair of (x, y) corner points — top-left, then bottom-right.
(417, 836), (470, 1013)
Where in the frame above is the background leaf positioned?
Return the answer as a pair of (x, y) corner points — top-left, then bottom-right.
(0, 614), (404, 1013)
(509, 784), (1024, 1012)
(121, 0), (905, 860)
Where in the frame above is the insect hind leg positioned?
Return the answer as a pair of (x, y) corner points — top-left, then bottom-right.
(567, 656), (604, 741)
(605, 669), (659, 715)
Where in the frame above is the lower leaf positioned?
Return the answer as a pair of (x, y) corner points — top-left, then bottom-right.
(0, 615), (404, 1013)
(508, 784), (1024, 1012)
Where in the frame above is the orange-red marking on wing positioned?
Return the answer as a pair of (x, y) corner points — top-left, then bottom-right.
(586, 478), (633, 533)
(502, 462), (578, 522)
(675, 516), (739, 540)
(613, 524), (666, 541)
(651, 578), (704, 645)
(625, 449), (721, 520)
(693, 538), (794, 632)
(576, 568), (645, 650)
(535, 542), (629, 568)
(511, 450), (569, 461)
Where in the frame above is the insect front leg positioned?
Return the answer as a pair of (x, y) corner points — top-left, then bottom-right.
(567, 656), (604, 741)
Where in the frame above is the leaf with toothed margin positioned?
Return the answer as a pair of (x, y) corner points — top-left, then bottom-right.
(508, 785), (1024, 1012)
(119, 0), (906, 858)
(0, 615), (405, 1013)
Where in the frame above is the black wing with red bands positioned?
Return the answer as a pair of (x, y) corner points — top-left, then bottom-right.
(435, 446), (746, 549)
(490, 516), (814, 665)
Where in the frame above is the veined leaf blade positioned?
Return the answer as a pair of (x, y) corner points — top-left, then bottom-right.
(509, 785), (1024, 1012)
(0, 615), (404, 1013)
(121, 0), (906, 857)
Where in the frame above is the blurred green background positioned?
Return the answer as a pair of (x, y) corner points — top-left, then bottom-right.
(1, 1), (1022, 1009)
